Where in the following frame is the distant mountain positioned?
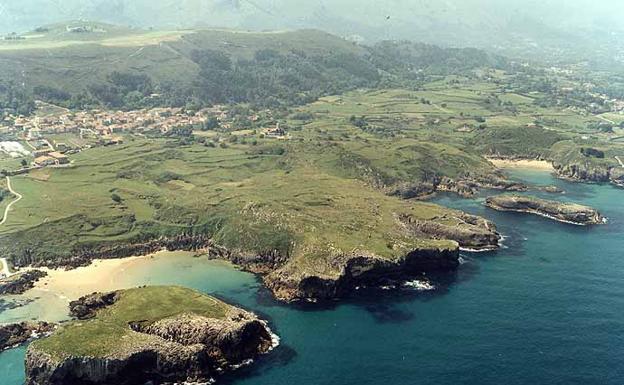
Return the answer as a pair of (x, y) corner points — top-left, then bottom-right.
(2, 0), (623, 62)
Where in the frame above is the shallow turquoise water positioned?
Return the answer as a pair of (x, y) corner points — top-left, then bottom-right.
(2, 169), (624, 384)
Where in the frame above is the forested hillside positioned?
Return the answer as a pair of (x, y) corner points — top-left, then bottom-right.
(0, 26), (506, 114)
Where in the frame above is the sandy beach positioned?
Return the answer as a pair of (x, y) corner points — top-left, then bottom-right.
(0, 252), (240, 324)
(30, 255), (152, 300)
(487, 158), (555, 171)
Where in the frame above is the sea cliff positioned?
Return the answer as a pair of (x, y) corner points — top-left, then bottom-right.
(25, 286), (276, 385)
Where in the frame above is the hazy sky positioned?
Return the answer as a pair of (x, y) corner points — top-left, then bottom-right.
(1, 0), (623, 53)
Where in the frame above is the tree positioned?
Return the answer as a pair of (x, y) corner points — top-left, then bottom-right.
(203, 117), (220, 131)
(111, 193), (122, 203)
(20, 159), (28, 167)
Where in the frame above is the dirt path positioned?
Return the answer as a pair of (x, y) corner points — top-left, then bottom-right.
(615, 156), (624, 168)
(599, 115), (616, 125)
(0, 176), (23, 227)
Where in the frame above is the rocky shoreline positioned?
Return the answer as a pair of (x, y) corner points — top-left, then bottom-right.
(3, 209), (502, 304)
(0, 270), (48, 295)
(264, 245), (461, 302)
(553, 161), (624, 188)
(485, 195), (605, 225)
(390, 173), (528, 199)
(0, 322), (56, 352)
(25, 287), (277, 385)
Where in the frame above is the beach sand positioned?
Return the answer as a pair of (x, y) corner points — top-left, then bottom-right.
(1, 252), (239, 324)
(30, 255), (151, 300)
(487, 158), (554, 171)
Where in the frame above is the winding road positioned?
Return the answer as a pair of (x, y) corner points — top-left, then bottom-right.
(616, 156), (624, 168)
(0, 176), (21, 278)
(0, 176), (22, 227)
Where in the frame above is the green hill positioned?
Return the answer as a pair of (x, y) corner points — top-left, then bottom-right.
(0, 27), (505, 113)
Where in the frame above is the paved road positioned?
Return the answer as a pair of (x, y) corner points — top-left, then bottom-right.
(0, 176), (23, 227)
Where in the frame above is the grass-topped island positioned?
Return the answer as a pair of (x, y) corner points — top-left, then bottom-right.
(485, 195), (605, 226)
(25, 286), (276, 385)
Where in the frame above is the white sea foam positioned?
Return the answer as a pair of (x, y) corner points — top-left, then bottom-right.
(403, 279), (435, 291)
(230, 358), (254, 370)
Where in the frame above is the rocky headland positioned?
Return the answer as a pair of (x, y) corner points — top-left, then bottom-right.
(25, 286), (276, 385)
(485, 195), (604, 225)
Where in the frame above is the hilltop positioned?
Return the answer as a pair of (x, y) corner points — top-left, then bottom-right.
(2, 0), (623, 63)
(0, 25), (505, 114)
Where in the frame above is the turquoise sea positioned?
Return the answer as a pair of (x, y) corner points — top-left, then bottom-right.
(2, 168), (623, 384)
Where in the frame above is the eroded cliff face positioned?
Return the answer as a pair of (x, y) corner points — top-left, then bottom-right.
(553, 161), (612, 184)
(265, 246), (460, 302)
(390, 174), (527, 199)
(402, 212), (501, 251)
(26, 291), (276, 385)
(26, 342), (210, 385)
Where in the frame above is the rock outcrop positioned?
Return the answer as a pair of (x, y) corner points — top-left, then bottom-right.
(402, 212), (501, 251)
(0, 322), (55, 351)
(485, 195), (605, 225)
(25, 287), (276, 385)
(69, 291), (119, 319)
(0, 270), (48, 295)
(391, 173), (527, 199)
(553, 161), (612, 184)
(265, 245), (460, 302)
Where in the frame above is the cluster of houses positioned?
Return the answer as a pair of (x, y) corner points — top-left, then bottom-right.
(8, 107), (218, 137)
(32, 148), (69, 167)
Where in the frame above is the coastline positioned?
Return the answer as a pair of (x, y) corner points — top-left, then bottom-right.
(27, 254), (152, 300)
(487, 158), (554, 171)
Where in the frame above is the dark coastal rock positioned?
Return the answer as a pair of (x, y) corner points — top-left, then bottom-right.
(389, 173), (527, 200)
(553, 161), (611, 183)
(485, 195), (604, 225)
(25, 287), (276, 385)
(14, 234), (228, 270)
(538, 185), (564, 194)
(0, 270), (48, 295)
(609, 167), (624, 187)
(264, 245), (460, 302)
(403, 213), (501, 251)
(0, 322), (56, 351)
(69, 291), (119, 320)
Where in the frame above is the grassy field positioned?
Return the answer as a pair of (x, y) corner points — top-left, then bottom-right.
(2, 74), (623, 279)
(292, 77), (622, 161)
(0, 129), (469, 279)
(0, 22), (189, 51)
(32, 286), (230, 360)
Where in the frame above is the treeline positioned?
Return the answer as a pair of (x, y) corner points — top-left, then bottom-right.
(0, 82), (35, 116)
(32, 71), (156, 110)
(190, 48), (380, 108)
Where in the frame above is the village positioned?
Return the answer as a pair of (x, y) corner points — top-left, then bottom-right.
(0, 103), (288, 174)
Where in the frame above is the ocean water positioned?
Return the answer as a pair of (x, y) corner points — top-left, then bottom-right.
(2, 169), (624, 384)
